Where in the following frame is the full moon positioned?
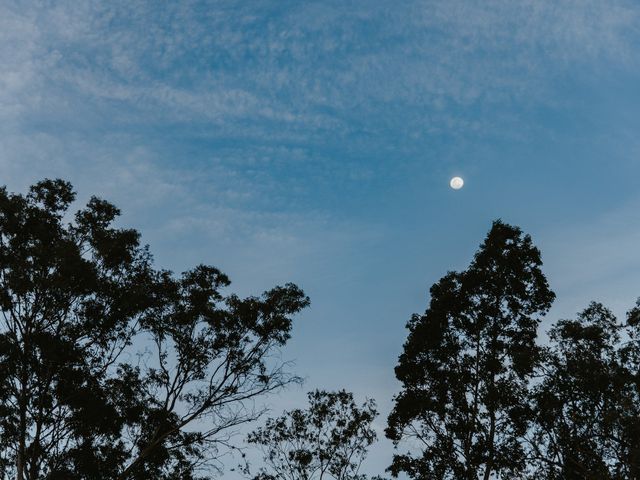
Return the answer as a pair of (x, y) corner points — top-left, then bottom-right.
(450, 176), (464, 190)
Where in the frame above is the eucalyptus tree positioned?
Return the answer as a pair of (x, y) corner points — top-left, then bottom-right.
(386, 220), (555, 480)
(0, 179), (309, 480)
(247, 390), (383, 480)
(528, 302), (640, 479)
(619, 299), (640, 477)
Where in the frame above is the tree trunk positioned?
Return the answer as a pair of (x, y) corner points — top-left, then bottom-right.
(17, 385), (27, 480)
(482, 410), (495, 480)
(483, 328), (498, 480)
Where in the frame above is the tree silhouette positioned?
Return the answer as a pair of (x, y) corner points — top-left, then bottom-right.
(0, 179), (309, 479)
(528, 302), (640, 479)
(618, 299), (640, 477)
(386, 220), (555, 479)
(247, 390), (384, 480)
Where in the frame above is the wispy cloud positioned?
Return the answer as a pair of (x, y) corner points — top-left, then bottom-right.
(1, 0), (638, 301)
(3, 0), (638, 134)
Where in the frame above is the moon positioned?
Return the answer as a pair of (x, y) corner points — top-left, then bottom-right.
(450, 176), (464, 190)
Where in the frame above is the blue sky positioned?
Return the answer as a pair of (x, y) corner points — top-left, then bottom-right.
(2, 0), (640, 476)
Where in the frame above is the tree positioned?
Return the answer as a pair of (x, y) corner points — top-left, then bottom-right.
(618, 299), (640, 478)
(0, 179), (309, 479)
(528, 302), (640, 479)
(247, 390), (383, 480)
(386, 220), (555, 480)
(528, 303), (623, 479)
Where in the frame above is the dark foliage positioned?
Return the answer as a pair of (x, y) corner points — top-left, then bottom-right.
(0, 179), (309, 480)
(247, 390), (385, 480)
(3, 181), (640, 480)
(386, 220), (555, 479)
(527, 302), (640, 479)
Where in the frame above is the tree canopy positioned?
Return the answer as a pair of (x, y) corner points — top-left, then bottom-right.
(386, 221), (640, 479)
(0, 179), (309, 480)
(247, 390), (382, 480)
(528, 302), (640, 479)
(386, 220), (555, 479)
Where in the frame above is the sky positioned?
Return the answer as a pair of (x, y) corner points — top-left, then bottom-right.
(1, 0), (640, 477)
